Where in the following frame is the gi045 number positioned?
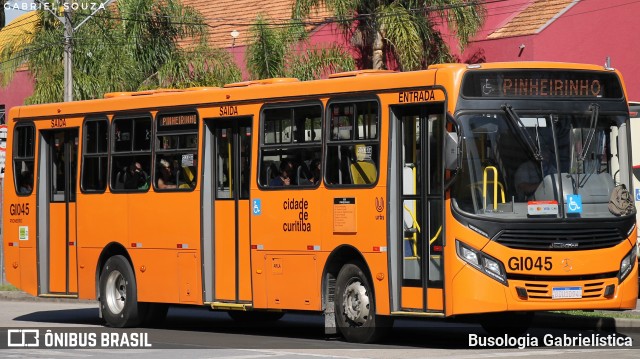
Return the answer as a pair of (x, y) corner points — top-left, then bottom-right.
(9, 203), (30, 216)
(508, 256), (552, 271)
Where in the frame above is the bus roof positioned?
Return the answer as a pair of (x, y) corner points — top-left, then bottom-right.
(10, 61), (620, 121)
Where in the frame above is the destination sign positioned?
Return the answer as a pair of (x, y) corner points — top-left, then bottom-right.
(158, 113), (197, 127)
(461, 70), (623, 99)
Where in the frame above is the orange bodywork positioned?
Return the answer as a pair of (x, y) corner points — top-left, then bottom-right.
(2, 62), (637, 323)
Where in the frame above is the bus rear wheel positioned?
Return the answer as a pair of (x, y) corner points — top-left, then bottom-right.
(99, 255), (145, 328)
(335, 263), (391, 343)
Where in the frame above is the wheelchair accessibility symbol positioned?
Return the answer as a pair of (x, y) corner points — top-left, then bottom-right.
(253, 199), (262, 215)
(566, 195), (582, 214)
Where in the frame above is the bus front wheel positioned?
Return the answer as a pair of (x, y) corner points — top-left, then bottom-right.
(335, 263), (391, 343)
(99, 255), (145, 327)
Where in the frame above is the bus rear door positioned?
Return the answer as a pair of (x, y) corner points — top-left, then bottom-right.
(37, 128), (79, 295)
(202, 117), (253, 305)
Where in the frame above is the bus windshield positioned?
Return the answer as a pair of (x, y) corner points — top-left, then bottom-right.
(452, 108), (631, 219)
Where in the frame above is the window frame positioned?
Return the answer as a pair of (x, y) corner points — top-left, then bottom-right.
(13, 122), (36, 196)
(257, 101), (324, 190)
(110, 113), (153, 193)
(81, 115), (110, 193)
(153, 109), (200, 192)
(324, 98), (381, 188)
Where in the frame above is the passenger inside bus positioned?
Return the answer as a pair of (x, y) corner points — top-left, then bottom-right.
(270, 159), (294, 186)
(18, 170), (33, 194)
(124, 162), (149, 190)
(157, 158), (177, 189)
(308, 159), (321, 185)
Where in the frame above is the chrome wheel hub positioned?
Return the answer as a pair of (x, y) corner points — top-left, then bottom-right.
(105, 270), (126, 314)
(342, 281), (370, 326)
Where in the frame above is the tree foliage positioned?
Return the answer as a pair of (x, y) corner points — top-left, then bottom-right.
(246, 15), (355, 80)
(0, 0), (241, 104)
(293, 0), (485, 70)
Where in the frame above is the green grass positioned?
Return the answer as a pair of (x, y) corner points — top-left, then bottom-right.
(553, 310), (640, 320)
(0, 283), (19, 291)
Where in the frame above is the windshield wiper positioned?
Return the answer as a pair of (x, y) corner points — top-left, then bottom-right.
(578, 103), (600, 163)
(576, 103), (600, 188)
(501, 104), (542, 161)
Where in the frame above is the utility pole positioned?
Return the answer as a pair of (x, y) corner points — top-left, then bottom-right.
(63, 1), (73, 102)
(41, 0), (114, 102)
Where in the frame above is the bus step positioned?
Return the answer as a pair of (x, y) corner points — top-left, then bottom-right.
(39, 294), (78, 299)
(390, 311), (445, 318)
(208, 302), (253, 311)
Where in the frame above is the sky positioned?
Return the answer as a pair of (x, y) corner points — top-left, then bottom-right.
(4, 1), (35, 24)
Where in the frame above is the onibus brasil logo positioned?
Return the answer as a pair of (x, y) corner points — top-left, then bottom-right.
(6, 329), (152, 348)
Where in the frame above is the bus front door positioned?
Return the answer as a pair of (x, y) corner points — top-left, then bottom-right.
(393, 104), (445, 313)
(202, 118), (253, 305)
(37, 129), (79, 295)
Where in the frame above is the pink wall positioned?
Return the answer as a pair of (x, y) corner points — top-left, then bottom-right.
(228, 23), (352, 80)
(460, 0), (640, 99)
(0, 70), (33, 116)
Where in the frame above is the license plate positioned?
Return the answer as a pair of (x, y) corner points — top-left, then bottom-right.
(552, 286), (582, 299)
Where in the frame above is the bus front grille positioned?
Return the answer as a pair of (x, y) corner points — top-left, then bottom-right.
(522, 281), (606, 299)
(495, 228), (624, 250)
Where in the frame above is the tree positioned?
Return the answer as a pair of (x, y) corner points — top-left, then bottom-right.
(0, 0), (241, 104)
(246, 15), (355, 81)
(293, 0), (485, 70)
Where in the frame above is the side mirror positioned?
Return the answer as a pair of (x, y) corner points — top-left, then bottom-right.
(445, 131), (459, 171)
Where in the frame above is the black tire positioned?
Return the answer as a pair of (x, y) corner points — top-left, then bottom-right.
(99, 255), (146, 327)
(480, 312), (534, 337)
(142, 304), (169, 327)
(335, 263), (392, 343)
(227, 311), (284, 322)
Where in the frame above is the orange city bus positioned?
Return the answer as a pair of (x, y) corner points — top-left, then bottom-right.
(3, 62), (638, 343)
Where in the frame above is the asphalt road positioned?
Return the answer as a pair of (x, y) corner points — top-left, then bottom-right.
(0, 300), (639, 358)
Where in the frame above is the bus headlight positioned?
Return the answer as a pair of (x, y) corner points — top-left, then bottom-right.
(618, 248), (636, 283)
(459, 245), (479, 266)
(456, 240), (508, 286)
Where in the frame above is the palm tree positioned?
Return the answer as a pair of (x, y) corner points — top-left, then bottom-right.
(246, 15), (355, 80)
(0, 0), (241, 104)
(293, 0), (485, 70)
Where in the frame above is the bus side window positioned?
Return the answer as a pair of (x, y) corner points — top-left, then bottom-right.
(111, 115), (152, 192)
(13, 124), (35, 196)
(326, 101), (380, 186)
(259, 103), (322, 189)
(81, 117), (109, 192)
(154, 112), (199, 191)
